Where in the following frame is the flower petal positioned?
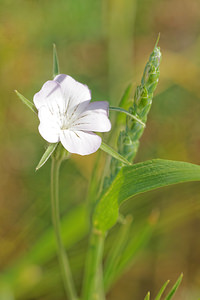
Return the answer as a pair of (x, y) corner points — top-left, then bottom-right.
(60, 130), (101, 155)
(72, 101), (111, 132)
(38, 123), (60, 143)
(87, 101), (109, 114)
(38, 106), (62, 129)
(54, 74), (91, 116)
(37, 106), (60, 143)
(33, 80), (65, 114)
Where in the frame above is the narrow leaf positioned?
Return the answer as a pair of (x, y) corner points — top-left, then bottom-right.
(155, 280), (170, 300)
(109, 106), (145, 127)
(15, 90), (37, 114)
(93, 159), (200, 232)
(36, 143), (58, 171)
(100, 142), (132, 166)
(53, 43), (60, 78)
(165, 274), (183, 300)
(144, 292), (150, 300)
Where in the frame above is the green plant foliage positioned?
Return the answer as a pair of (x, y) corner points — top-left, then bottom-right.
(144, 292), (150, 300)
(93, 159), (200, 232)
(53, 43), (60, 78)
(154, 280), (170, 300)
(143, 274), (183, 300)
(36, 143), (58, 170)
(109, 44), (161, 183)
(15, 90), (37, 114)
(109, 106), (145, 127)
(100, 142), (132, 166)
(117, 84), (134, 124)
(164, 274), (183, 300)
(19, 45), (61, 172)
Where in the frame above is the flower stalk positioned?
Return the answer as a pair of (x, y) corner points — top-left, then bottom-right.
(51, 155), (78, 300)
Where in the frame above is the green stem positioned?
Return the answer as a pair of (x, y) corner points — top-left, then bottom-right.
(51, 157), (78, 300)
(82, 229), (105, 300)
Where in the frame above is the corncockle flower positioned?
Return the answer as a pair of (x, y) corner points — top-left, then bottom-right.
(33, 74), (111, 155)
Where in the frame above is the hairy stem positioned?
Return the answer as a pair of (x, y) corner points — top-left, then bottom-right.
(51, 157), (78, 300)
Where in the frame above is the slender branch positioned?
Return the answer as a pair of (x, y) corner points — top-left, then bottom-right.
(82, 229), (105, 300)
(51, 157), (78, 300)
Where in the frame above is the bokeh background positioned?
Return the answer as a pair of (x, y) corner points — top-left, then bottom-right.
(0, 0), (200, 299)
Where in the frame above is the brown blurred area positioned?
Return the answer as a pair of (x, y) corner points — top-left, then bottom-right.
(0, 0), (200, 299)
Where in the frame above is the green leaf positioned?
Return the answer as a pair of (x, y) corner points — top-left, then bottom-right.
(36, 143), (58, 171)
(93, 159), (200, 232)
(164, 274), (183, 300)
(15, 90), (37, 114)
(109, 106), (145, 127)
(100, 142), (132, 166)
(53, 43), (60, 78)
(155, 280), (170, 300)
(144, 292), (150, 300)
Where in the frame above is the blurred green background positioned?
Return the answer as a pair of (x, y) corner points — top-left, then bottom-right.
(0, 0), (200, 299)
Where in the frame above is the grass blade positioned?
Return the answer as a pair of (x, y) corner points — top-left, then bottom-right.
(164, 273), (183, 300)
(144, 291), (150, 300)
(155, 280), (170, 300)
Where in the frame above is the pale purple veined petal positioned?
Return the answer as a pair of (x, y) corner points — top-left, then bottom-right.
(38, 106), (63, 129)
(86, 101), (109, 115)
(54, 74), (91, 116)
(60, 130), (102, 155)
(71, 101), (111, 132)
(33, 80), (65, 115)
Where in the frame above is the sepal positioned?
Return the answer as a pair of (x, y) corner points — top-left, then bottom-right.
(36, 143), (58, 171)
(53, 43), (60, 78)
(15, 90), (37, 114)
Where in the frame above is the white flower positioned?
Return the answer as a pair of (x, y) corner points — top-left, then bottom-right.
(33, 74), (111, 155)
